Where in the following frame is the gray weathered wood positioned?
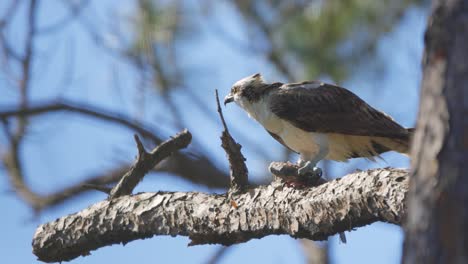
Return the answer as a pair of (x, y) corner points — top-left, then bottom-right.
(32, 168), (408, 263)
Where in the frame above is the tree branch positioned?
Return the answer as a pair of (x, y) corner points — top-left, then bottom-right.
(36, 0), (90, 35)
(32, 168), (408, 263)
(0, 100), (163, 143)
(215, 90), (248, 191)
(5, 155), (228, 212)
(0, 100), (229, 211)
(108, 130), (192, 199)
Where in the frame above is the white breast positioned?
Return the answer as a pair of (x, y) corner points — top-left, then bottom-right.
(236, 96), (283, 134)
(279, 121), (322, 159)
(236, 95), (322, 160)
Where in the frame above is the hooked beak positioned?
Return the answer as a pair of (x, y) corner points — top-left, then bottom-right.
(224, 94), (234, 106)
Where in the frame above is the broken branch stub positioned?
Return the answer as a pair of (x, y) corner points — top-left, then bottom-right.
(215, 89), (248, 191)
(108, 129), (192, 199)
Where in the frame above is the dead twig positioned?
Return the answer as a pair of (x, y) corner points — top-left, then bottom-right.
(215, 89), (248, 191)
(205, 246), (230, 264)
(108, 130), (192, 199)
(81, 184), (112, 194)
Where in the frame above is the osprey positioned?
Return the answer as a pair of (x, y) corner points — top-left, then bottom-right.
(224, 73), (413, 177)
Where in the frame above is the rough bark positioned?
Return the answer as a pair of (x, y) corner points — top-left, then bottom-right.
(215, 90), (248, 191)
(403, 0), (468, 263)
(32, 168), (408, 263)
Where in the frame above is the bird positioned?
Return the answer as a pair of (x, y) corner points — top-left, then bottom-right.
(224, 73), (413, 179)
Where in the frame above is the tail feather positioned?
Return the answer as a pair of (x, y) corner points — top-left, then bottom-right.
(404, 128), (415, 154)
(326, 129), (415, 161)
(379, 128), (414, 155)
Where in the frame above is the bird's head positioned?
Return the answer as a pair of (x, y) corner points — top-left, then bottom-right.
(224, 73), (268, 106)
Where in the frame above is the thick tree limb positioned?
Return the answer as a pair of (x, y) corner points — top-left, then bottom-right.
(108, 130), (192, 199)
(32, 168), (408, 263)
(269, 161), (346, 243)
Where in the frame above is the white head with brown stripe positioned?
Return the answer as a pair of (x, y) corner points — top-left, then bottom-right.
(224, 73), (276, 106)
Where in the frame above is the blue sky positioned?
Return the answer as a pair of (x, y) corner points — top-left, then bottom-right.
(0, 1), (426, 263)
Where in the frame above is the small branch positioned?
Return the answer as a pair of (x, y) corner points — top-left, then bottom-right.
(205, 246), (230, 264)
(20, 0), (37, 103)
(81, 184), (112, 194)
(32, 168), (408, 263)
(36, 0), (90, 35)
(108, 130), (192, 199)
(1, 0), (38, 215)
(232, 1), (295, 81)
(0, 100), (163, 144)
(0, 117), (13, 142)
(5, 157), (227, 212)
(1, 99), (228, 211)
(215, 90), (229, 133)
(215, 90), (248, 191)
(182, 87), (273, 159)
(0, 0), (20, 30)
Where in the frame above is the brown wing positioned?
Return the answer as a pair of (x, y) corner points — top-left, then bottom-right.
(269, 82), (409, 139)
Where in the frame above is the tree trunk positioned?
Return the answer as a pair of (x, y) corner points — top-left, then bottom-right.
(403, 0), (468, 263)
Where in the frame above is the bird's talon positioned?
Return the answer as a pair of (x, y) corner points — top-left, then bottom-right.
(298, 162), (322, 186)
(298, 161), (322, 176)
(312, 167), (323, 178)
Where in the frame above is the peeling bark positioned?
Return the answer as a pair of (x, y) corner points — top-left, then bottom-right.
(403, 0), (468, 262)
(32, 168), (408, 263)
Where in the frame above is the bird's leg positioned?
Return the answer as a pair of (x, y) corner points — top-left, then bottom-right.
(282, 158), (322, 188)
(297, 135), (329, 181)
(297, 160), (322, 184)
(298, 160), (322, 177)
(282, 135), (329, 188)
